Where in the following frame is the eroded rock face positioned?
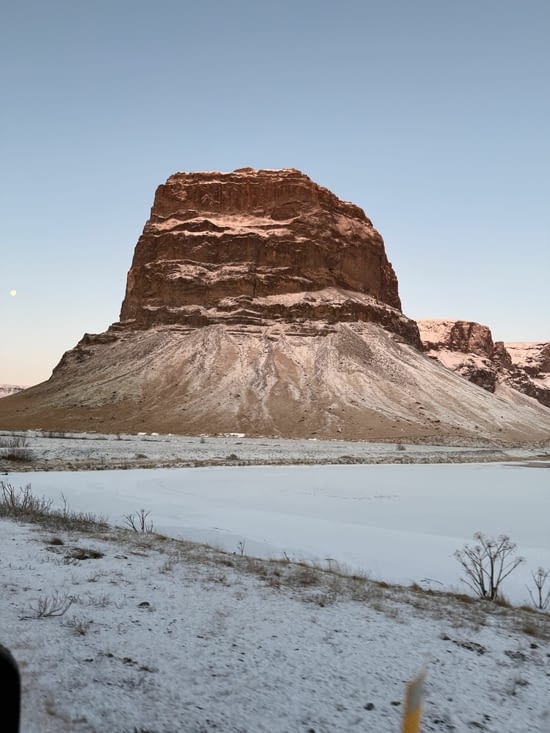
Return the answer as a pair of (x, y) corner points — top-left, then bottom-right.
(418, 320), (498, 391)
(118, 168), (420, 346)
(504, 343), (550, 408)
(418, 320), (550, 407)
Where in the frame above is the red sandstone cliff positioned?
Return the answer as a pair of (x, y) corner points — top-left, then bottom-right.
(118, 168), (419, 346)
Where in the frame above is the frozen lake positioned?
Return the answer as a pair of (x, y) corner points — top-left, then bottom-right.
(9, 461), (550, 604)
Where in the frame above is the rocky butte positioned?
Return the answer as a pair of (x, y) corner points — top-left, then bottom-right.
(119, 167), (418, 343)
(1, 168), (550, 444)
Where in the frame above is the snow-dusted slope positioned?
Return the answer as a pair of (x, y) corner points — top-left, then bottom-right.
(2, 322), (550, 444)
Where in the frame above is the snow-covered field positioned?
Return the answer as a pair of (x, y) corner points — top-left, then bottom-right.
(2, 442), (550, 731)
(1, 430), (546, 471)
(2, 510), (549, 732)
(6, 461), (550, 604)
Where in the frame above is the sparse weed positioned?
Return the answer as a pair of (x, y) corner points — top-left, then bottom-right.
(65, 615), (93, 636)
(0, 481), (108, 533)
(236, 540), (246, 556)
(0, 482), (52, 517)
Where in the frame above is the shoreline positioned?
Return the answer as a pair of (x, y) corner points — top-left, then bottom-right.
(1, 429), (548, 472)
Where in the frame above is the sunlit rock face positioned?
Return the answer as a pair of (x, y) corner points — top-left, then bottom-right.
(503, 342), (550, 408)
(418, 320), (550, 407)
(418, 320), (500, 392)
(118, 168), (420, 346)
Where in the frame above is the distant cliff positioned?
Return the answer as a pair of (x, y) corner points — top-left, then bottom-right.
(418, 320), (550, 408)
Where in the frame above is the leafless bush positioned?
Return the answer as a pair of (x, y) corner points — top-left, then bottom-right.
(123, 509), (154, 533)
(21, 592), (74, 619)
(527, 567), (550, 610)
(0, 482), (52, 517)
(454, 532), (524, 601)
(0, 482), (108, 534)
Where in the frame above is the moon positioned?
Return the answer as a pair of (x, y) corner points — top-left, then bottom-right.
(9, 289), (17, 297)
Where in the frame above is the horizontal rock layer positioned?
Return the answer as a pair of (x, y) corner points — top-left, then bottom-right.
(119, 168), (420, 345)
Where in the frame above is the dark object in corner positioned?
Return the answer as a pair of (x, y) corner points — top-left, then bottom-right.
(0, 645), (20, 732)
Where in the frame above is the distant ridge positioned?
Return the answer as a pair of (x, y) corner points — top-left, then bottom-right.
(0, 385), (26, 399)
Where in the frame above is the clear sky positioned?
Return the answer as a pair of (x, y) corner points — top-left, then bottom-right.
(2, 0), (549, 386)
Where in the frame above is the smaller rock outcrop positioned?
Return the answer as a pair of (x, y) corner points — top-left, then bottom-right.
(504, 343), (550, 408)
(418, 320), (550, 408)
(418, 320), (499, 392)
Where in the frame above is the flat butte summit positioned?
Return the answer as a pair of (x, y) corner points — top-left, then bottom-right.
(2, 168), (550, 445)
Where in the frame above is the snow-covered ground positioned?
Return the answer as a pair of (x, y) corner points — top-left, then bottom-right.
(2, 444), (550, 731)
(2, 517), (549, 733)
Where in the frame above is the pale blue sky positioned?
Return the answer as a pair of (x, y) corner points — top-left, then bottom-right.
(1, 0), (548, 385)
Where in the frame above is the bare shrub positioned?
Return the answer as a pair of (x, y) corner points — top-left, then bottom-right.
(527, 567), (550, 611)
(21, 592), (74, 619)
(454, 532), (524, 601)
(123, 509), (154, 533)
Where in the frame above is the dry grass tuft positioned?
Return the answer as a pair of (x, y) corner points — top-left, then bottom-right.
(0, 481), (109, 534)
